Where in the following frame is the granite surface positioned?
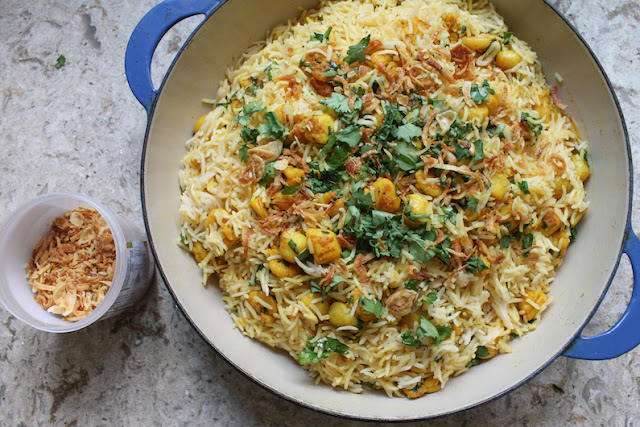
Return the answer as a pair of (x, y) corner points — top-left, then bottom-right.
(0, 0), (639, 425)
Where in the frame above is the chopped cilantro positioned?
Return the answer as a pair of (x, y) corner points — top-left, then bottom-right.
(522, 233), (534, 251)
(265, 61), (276, 80)
(401, 315), (453, 347)
(521, 112), (542, 136)
(395, 123), (423, 143)
(296, 248), (311, 262)
(344, 34), (371, 64)
(311, 274), (347, 300)
(297, 337), (349, 364)
(519, 180), (530, 194)
(487, 123), (506, 138)
(404, 279), (419, 291)
(239, 145), (250, 163)
(287, 240), (299, 253)
(473, 139), (485, 162)
(359, 297), (384, 319)
(395, 141), (422, 172)
(570, 227), (577, 241)
(502, 31), (513, 45)
(55, 54), (66, 69)
(310, 26), (332, 43)
(460, 25), (467, 35)
(258, 162), (276, 186)
(240, 127), (259, 144)
(429, 98), (446, 110)
(466, 197), (478, 213)
(469, 79), (495, 104)
(336, 125), (362, 147)
(509, 332), (519, 339)
(258, 111), (285, 140)
(424, 292), (438, 305)
(465, 255), (488, 274)
(476, 346), (490, 358)
(500, 235), (512, 249)
(235, 101), (266, 126)
(282, 184), (302, 195)
(321, 92), (353, 119)
(466, 358), (482, 368)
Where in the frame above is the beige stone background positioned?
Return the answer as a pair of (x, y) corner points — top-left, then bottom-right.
(0, 0), (638, 425)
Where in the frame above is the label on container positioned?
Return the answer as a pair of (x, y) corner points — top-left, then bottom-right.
(102, 241), (153, 319)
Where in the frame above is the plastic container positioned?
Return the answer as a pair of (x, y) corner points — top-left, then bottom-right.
(0, 192), (155, 332)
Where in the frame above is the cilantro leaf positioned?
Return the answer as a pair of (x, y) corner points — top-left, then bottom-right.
(465, 255), (488, 274)
(297, 337), (349, 364)
(359, 297), (384, 319)
(310, 26), (332, 43)
(281, 184), (302, 195)
(424, 291), (438, 305)
(336, 125), (362, 147)
(395, 141), (422, 172)
(395, 123), (423, 143)
(466, 197), (478, 213)
(522, 233), (534, 253)
(500, 235), (512, 249)
(469, 79), (495, 104)
(476, 346), (490, 358)
(429, 98), (446, 110)
(287, 240), (298, 253)
(521, 112), (542, 136)
(344, 34), (371, 64)
(473, 139), (484, 162)
(240, 127), (259, 144)
(265, 61), (276, 81)
(310, 274), (347, 300)
(519, 180), (530, 194)
(487, 123), (506, 138)
(467, 358), (483, 368)
(404, 279), (419, 290)
(258, 111), (285, 140)
(235, 101), (266, 126)
(402, 315), (453, 347)
(258, 162), (276, 186)
(502, 31), (513, 45)
(239, 144), (250, 163)
(55, 54), (66, 69)
(321, 92), (352, 117)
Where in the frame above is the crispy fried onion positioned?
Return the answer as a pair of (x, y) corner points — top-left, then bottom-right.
(239, 155), (265, 185)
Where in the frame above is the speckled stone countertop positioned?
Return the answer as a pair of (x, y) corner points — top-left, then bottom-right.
(0, 0), (638, 425)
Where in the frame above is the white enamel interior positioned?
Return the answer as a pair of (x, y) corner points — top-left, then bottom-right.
(141, 0), (631, 420)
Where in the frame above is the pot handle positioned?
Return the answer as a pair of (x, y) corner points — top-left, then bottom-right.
(125, 0), (223, 114)
(564, 226), (640, 360)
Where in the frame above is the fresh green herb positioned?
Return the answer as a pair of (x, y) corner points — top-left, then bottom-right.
(500, 235), (512, 249)
(179, 230), (187, 245)
(521, 112), (542, 136)
(321, 92), (354, 119)
(55, 54), (66, 69)
(395, 123), (423, 143)
(235, 101), (266, 126)
(287, 240), (299, 253)
(239, 145), (250, 163)
(296, 248), (311, 262)
(297, 337), (349, 364)
(311, 274), (347, 300)
(570, 227), (577, 241)
(404, 279), (419, 291)
(336, 125), (362, 147)
(509, 332), (519, 340)
(542, 221), (548, 230)
(424, 292), (438, 305)
(522, 233), (534, 251)
(429, 98), (446, 110)
(240, 127), (259, 144)
(466, 358), (482, 368)
(344, 34), (371, 64)
(341, 249), (351, 259)
(473, 139), (484, 162)
(552, 384), (565, 394)
(401, 315), (453, 347)
(519, 180), (530, 194)
(502, 31), (513, 44)
(395, 141), (422, 172)
(583, 149), (590, 167)
(487, 123), (506, 138)
(258, 162), (276, 186)
(455, 142), (472, 161)
(282, 184), (302, 196)
(476, 346), (490, 358)
(460, 25), (467, 34)
(265, 61), (276, 81)
(466, 197), (478, 213)
(465, 255), (488, 274)
(215, 90), (239, 108)
(359, 297), (385, 319)
(469, 79), (495, 104)
(310, 26), (332, 43)
(258, 111), (285, 140)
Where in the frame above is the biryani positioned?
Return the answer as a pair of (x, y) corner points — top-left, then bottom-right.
(178, 0), (590, 398)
